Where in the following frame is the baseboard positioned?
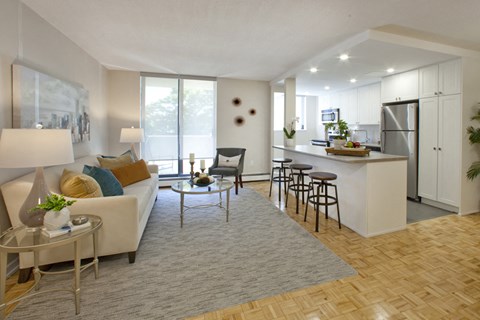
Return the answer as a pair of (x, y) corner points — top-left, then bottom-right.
(157, 173), (270, 188)
(421, 198), (459, 213)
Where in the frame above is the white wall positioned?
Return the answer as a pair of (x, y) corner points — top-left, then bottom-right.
(460, 57), (480, 214)
(217, 78), (271, 175)
(107, 70), (141, 156)
(0, 1), (108, 233)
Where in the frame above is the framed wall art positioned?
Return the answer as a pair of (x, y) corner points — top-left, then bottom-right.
(12, 64), (90, 143)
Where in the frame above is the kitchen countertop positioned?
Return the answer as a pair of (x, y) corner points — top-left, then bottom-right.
(274, 145), (407, 164)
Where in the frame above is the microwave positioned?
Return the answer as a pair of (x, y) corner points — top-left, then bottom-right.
(321, 108), (339, 123)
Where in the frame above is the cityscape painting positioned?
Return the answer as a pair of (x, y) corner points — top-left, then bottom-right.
(12, 64), (90, 143)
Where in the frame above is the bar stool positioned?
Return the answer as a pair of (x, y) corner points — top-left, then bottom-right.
(269, 158), (293, 203)
(305, 171), (341, 232)
(285, 164), (313, 214)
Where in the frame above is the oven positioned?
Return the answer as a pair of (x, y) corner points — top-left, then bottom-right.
(321, 108), (340, 124)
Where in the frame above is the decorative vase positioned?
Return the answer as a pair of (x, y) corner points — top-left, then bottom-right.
(285, 138), (295, 147)
(43, 207), (71, 231)
(333, 139), (346, 150)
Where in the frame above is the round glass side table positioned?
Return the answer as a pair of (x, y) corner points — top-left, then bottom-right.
(0, 214), (103, 319)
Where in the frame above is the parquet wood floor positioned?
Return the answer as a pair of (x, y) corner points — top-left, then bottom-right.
(4, 181), (480, 319)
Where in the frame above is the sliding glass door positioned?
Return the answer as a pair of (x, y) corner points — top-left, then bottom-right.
(141, 74), (216, 176)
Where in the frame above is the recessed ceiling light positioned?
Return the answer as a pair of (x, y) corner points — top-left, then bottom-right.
(350, 78), (357, 83)
(310, 67), (318, 73)
(339, 54), (349, 61)
(387, 68), (395, 73)
(324, 86), (330, 90)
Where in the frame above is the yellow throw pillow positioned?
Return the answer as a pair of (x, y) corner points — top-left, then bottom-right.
(110, 160), (151, 187)
(60, 169), (103, 198)
(97, 153), (133, 169)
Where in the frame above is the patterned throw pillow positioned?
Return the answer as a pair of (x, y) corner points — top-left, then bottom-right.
(82, 165), (124, 196)
(218, 154), (241, 167)
(110, 160), (151, 187)
(60, 169), (103, 198)
(100, 149), (137, 162)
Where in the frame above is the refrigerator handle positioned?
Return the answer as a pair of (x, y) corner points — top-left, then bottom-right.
(380, 107), (385, 131)
(380, 131), (385, 152)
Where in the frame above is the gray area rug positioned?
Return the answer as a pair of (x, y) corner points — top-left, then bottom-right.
(10, 187), (356, 319)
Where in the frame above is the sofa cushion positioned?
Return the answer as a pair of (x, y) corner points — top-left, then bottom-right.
(60, 169), (103, 198)
(97, 153), (133, 169)
(83, 165), (124, 196)
(110, 160), (151, 187)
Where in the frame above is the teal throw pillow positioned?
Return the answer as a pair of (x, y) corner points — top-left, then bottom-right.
(83, 165), (124, 197)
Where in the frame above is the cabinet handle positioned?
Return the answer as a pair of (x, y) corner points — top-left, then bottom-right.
(433, 147), (437, 150)
(438, 91), (443, 95)
(434, 92), (438, 95)
(438, 147), (442, 151)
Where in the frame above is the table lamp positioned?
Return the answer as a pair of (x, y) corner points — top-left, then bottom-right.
(0, 128), (74, 228)
(120, 127), (144, 160)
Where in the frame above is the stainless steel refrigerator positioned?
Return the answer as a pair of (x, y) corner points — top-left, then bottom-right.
(381, 101), (419, 200)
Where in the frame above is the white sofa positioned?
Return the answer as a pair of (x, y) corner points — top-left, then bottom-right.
(1, 155), (158, 281)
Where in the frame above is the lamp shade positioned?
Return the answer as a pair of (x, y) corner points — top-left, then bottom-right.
(0, 129), (74, 168)
(120, 127), (144, 143)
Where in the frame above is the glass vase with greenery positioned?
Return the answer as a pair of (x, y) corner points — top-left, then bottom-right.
(324, 119), (349, 140)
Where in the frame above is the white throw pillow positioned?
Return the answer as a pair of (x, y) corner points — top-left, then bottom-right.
(218, 154), (241, 167)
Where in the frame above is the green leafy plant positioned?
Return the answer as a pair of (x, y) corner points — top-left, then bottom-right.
(467, 109), (480, 180)
(324, 119), (349, 140)
(283, 117), (299, 139)
(31, 194), (76, 212)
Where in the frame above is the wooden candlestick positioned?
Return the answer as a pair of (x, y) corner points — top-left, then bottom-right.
(190, 161), (195, 181)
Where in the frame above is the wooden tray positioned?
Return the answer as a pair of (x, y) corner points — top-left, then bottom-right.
(325, 147), (370, 157)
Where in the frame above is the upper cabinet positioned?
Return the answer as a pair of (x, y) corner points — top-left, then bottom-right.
(419, 59), (461, 98)
(357, 83), (381, 125)
(339, 89), (358, 125)
(381, 69), (419, 103)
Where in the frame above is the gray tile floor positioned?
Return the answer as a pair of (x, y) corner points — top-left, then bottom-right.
(407, 200), (454, 223)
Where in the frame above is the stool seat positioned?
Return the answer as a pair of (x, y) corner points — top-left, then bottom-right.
(272, 158), (292, 164)
(290, 164), (313, 170)
(309, 171), (337, 181)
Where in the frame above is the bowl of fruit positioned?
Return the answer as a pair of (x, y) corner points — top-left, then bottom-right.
(192, 172), (215, 186)
(342, 141), (366, 150)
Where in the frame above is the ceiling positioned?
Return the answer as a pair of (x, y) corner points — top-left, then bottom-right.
(21, 0), (480, 95)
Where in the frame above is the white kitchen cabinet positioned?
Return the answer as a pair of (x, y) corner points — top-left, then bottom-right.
(339, 89), (358, 124)
(418, 94), (461, 206)
(381, 69), (419, 103)
(419, 59), (461, 98)
(357, 83), (381, 125)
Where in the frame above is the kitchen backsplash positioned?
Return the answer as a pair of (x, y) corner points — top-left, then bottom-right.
(350, 124), (380, 144)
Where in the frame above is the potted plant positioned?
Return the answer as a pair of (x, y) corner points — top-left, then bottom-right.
(31, 194), (76, 231)
(467, 109), (480, 180)
(325, 119), (349, 149)
(283, 117), (299, 147)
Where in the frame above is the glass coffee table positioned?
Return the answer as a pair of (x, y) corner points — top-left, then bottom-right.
(0, 215), (102, 319)
(171, 178), (234, 227)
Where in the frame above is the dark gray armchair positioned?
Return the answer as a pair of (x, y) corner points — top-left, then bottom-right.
(208, 148), (246, 195)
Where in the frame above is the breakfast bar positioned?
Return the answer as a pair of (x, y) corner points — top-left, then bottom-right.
(274, 145), (408, 237)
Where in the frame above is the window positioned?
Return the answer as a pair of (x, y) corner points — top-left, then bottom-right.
(273, 92), (285, 131)
(296, 96), (307, 130)
(273, 92), (306, 131)
(141, 74), (216, 176)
